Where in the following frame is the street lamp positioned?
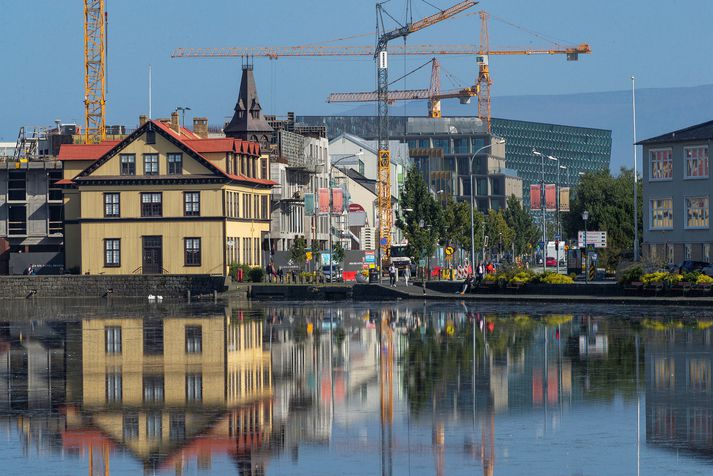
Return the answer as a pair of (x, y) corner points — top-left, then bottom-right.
(546, 155), (562, 274)
(329, 152), (363, 283)
(582, 210), (589, 283)
(532, 149), (547, 273)
(470, 138), (505, 269)
(175, 106), (191, 129)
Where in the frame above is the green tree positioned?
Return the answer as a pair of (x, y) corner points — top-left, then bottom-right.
(440, 197), (485, 264)
(563, 168), (643, 269)
(396, 167), (442, 262)
(289, 235), (307, 270)
(485, 210), (514, 257)
(503, 194), (540, 256)
(333, 242), (345, 264)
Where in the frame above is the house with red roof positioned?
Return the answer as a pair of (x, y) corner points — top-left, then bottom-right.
(58, 113), (274, 275)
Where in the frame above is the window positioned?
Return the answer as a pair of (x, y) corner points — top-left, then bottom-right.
(261, 195), (269, 219)
(186, 326), (202, 353)
(104, 239), (120, 267)
(104, 193), (120, 217)
(186, 373), (202, 402)
(8, 205), (26, 235)
(8, 170), (26, 201)
(146, 413), (161, 439)
(106, 371), (122, 402)
(123, 414), (139, 440)
(705, 244), (711, 262)
(685, 243), (692, 260)
(143, 376), (164, 402)
(650, 198), (673, 229)
(685, 146), (709, 179)
(649, 148), (672, 180)
(168, 153), (183, 174)
(170, 414), (186, 440)
(120, 154), (135, 176)
(48, 170), (63, 201)
(143, 320), (164, 355)
(105, 326), (121, 353)
(141, 192), (162, 217)
(184, 238), (201, 266)
(184, 192), (200, 216)
(48, 204), (63, 235)
(686, 196), (709, 229)
(143, 154), (159, 175)
(688, 359), (711, 393)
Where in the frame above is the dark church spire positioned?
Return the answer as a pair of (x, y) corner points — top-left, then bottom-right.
(224, 64), (273, 146)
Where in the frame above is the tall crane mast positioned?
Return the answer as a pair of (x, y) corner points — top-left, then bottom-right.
(375, 0), (477, 262)
(84, 0), (106, 144)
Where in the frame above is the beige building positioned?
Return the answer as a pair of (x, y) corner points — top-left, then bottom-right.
(58, 114), (274, 275)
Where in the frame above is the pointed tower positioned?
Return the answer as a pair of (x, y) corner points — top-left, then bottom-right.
(224, 64), (273, 147)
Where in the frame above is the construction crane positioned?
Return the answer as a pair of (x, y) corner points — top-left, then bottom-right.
(374, 0), (477, 263)
(84, 0), (106, 144)
(328, 57), (476, 118)
(326, 11), (590, 129)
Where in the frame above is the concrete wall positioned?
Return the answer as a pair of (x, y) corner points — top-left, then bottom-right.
(0, 274), (226, 299)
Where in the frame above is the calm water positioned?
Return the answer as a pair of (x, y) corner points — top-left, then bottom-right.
(0, 299), (711, 475)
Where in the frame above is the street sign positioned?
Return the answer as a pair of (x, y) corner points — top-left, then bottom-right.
(554, 234), (561, 241)
(380, 237), (388, 246)
(445, 246), (455, 256)
(305, 251), (313, 262)
(577, 231), (607, 248)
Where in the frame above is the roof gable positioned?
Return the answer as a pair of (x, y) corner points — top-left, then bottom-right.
(638, 119), (713, 145)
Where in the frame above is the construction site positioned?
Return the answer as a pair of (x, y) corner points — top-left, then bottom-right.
(0, 0), (610, 275)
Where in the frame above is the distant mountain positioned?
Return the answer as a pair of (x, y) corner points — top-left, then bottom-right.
(332, 84), (713, 172)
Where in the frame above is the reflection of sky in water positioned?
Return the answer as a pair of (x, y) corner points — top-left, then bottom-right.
(1, 300), (713, 475)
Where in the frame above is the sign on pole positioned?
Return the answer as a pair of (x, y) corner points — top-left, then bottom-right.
(545, 184), (557, 211)
(577, 231), (607, 248)
(559, 187), (570, 212)
(530, 185), (541, 210)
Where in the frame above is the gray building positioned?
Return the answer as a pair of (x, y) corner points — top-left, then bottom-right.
(0, 159), (63, 273)
(639, 120), (713, 263)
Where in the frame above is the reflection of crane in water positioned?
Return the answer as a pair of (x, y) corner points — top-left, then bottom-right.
(379, 309), (394, 476)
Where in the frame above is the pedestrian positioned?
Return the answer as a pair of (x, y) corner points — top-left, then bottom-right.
(404, 265), (411, 286)
(278, 267), (284, 283)
(460, 273), (474, 295)
(485, 261), (495, 275)
(475, 262), (484, 286)
(265, 262), (272, 283)
(389, 264), (396, 286)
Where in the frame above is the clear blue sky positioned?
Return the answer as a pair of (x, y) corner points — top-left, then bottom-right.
(1, 0), (712, 141)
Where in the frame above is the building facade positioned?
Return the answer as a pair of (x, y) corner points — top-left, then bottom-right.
(59, 116), (273, 275)
(640, 120), (713, 263)
(297, 115), (611, 209)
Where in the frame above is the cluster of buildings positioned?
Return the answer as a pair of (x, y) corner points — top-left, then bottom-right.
(0, 64), (613, 276)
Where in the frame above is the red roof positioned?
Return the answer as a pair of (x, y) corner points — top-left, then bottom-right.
(184, 138), (237, 153)
(58, 141), (120, 161)
(56, 178), (74, 185)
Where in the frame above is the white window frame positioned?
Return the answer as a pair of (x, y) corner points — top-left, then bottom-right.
(684, 145), (709, 180)
(649, 148), (673, 181)
(684, 195), (710, 230)
(650, 198), (674, 230)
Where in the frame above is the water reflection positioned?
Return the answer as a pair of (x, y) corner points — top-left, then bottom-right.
(2, 302), (713, 474)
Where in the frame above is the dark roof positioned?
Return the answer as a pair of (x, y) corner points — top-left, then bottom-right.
(224, 65), (274, 138)
(638, 119), (713, 145)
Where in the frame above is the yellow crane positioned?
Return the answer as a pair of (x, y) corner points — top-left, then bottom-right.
(84, 0), (106, 144)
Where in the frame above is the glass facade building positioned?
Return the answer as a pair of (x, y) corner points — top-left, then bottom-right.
(297, 115), (612, 210)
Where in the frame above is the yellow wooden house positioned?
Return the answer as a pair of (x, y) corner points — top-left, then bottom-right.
(58, 117), (274, 275)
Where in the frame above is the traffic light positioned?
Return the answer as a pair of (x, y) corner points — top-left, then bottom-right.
(555, 240), (559, 250)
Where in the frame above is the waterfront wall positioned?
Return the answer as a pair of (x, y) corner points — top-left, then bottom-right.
(0, 274), (227, 299)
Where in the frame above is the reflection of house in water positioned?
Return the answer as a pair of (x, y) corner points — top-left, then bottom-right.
(63, 312), (275, 474)
(646, 330), (713, 461)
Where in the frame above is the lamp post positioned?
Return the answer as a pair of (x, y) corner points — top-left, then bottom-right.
(329, 152), (363, 283)
(533, 149), (547, 273)
(582, 210), (589, 283)
(175, 106), (191, 129)
(632, 75), (640, 261)
(470, 139), (505, 269)
(545, 155), (561, 274)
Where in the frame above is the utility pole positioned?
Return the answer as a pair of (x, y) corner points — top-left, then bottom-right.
(632, 76), (639, 261)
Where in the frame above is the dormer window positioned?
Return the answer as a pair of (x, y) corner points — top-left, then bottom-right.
(146, 130), (156, 145)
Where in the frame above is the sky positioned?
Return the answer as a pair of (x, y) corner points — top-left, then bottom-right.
(1, 0), (712, 143)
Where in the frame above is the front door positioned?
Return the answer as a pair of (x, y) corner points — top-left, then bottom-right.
(142, 236), (163, 274)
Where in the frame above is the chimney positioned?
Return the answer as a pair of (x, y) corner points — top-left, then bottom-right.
(139, 115), (148, 127)
(170, 111), (180, 134)
(193, 117), (209, 139)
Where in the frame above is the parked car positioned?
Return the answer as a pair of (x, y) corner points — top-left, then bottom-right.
(322, 265), (342, 282)
(545, 257), (557, 267)
(669, 260), (709, 274)
(701, 264), (713, 277)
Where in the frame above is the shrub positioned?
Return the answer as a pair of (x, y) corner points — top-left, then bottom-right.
(641, 272), (682, 286)
(483, 273), (498, 283)
(618, 265), (643, 285)
(682, 271), (702, 283)
(540, 273), (574, 284)
(509, 270), (535, 285)
(696, 274), (713, 285)
(248, 267), (265, 283)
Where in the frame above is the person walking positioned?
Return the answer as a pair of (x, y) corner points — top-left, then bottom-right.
(389, 264), (396, 287)
(404, 265), (411, 286)
(475, 262), (484, 287)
